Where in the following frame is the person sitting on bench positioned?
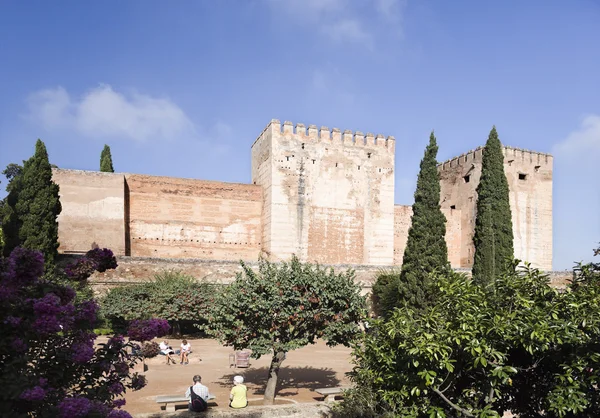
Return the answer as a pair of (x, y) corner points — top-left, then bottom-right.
(159, 340), (176, 365)
(180, 339), (192, 364)
(229, 375), (248, 409)
(185, 375), (210, 412)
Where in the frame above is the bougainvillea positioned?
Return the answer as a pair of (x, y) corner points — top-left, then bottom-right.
(0, 247), (168, 417)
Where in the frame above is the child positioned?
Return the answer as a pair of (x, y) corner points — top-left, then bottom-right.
(180, 339), (192, 364)
(229, 375), (248, 408)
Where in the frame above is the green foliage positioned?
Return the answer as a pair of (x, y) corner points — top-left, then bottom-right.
(371, 268), (401, 318)
(205, 256), (367, 357)
(100, 271), (218, 332)
(93, 328), (114, 336)
(1, 141), (61, 264)
(1, 163), (24, 257)
(390, 132), (449, 314)
(100, 144), (114, 172)
(344, 251), (600, 417)
(203, 255), (367, 401)
(472, 127), (514, 285)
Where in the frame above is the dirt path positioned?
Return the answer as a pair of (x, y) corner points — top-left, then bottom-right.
(122, 339), (354, 415)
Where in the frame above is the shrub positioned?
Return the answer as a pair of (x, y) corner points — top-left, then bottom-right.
(0, 247), (169, 417)
(100, 271), (219, 334)
(345, 252), (600, 417)
(141, 342), (160, 358)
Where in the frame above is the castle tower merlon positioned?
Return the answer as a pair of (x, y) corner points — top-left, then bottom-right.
(375, 134), (386, 147)
(365, 133), (375, 146)
(283, 120), (294, 134)
(319, 126), (331, 141)
(332, 128), (341, 141)
(307, 124), (318, 140)
(355, 131), (365, 146)
(387, 136), (396, 152)
(343, 129), (353, 146)
(295, 123), (306, 137)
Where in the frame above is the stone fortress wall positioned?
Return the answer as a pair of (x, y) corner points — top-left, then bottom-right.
(52, 118), (559, 290)
(438, 146), (553, 270)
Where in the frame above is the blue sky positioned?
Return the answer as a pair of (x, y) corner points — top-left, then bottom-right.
(0, 0), (599, 270)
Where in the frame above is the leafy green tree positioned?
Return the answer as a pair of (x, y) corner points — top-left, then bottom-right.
(100, 144), (114, 172)
(1, 163), (24, 256)
(472, 127), (514, 285)
(10, 140), (62, 265)
(204, 256), (367, 404)
(370, 268), (400, 318)
(341, 250), (600, 418)
(391, 132), (448, 313)
(101, 271), (218, 334)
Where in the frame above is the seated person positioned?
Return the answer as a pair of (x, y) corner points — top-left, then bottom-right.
(180, 339), (192, 365)
(229, 375), (248, 409)
(185, 375), (210, 412)
(159, 340), (176, 365)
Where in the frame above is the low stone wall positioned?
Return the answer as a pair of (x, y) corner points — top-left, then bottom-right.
(57, 255), (574, 294)
(133, 403), (331, 418)
(74, 255), (387, 295)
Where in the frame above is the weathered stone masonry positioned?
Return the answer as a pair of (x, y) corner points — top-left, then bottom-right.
(52, 119), (557, 288)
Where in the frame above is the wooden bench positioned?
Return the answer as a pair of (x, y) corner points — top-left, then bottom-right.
(155, 394), (216, 412)
(315, 387), (347, 403)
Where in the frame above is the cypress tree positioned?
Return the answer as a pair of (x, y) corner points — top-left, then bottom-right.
(471, 126), (514, 285)
(14, 139), (62, 264)
(395, 131), (449, 311)
(1, 163), (24, 257)
(100, 145), (114, 172)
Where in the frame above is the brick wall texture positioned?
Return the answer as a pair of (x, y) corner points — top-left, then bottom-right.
(52, 119), (554, 275)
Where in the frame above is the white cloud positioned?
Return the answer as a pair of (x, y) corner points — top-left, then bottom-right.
(552, 114), (600, 157)
(266, 0), (405, 47)
(375, 0), (407, 21)
(323, 18), (372, 46)
(551, 114), (600, 269)
(26, 84), (197, 142)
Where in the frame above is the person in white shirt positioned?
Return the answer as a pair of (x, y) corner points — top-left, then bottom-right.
(180, 339), (192, 364)
(185, 375), (210, 412)
(159, 340), (176, 365)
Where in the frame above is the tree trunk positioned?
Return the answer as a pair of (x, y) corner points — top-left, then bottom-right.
(263, 351), (286, 405)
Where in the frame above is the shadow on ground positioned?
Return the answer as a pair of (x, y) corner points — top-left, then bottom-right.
(217, 366), (340, 398)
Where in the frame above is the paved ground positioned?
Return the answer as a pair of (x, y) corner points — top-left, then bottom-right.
(121, 338), (354, 416)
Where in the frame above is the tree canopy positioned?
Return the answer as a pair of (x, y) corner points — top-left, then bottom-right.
(340, 249), (600, 418)
(100, 145), (114, 173)
(472, 127), (514, 285)
(1, 141), (61, 264)
(204, 256), (367, 404)
(396, 131), (449, 310)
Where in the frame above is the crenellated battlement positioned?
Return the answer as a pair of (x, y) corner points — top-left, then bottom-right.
(265, 119), (395, 149)
(437, 145), (553, 171)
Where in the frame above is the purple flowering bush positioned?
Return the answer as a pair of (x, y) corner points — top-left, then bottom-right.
(0, 247), (168, 417)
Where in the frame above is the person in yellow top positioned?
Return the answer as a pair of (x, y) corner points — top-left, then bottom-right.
(229, 375), (248, 408)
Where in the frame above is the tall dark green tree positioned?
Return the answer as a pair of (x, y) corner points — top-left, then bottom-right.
(12, 140), (62, 264)
(1, 163), (24, 257)
(471, 126), (514, 285)
(100, 144), (114, 172)
(395, 131), (449, 311)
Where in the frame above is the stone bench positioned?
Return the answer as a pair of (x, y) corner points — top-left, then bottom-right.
(314, 387), (348, 403)
(155, 394), (216, 412)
